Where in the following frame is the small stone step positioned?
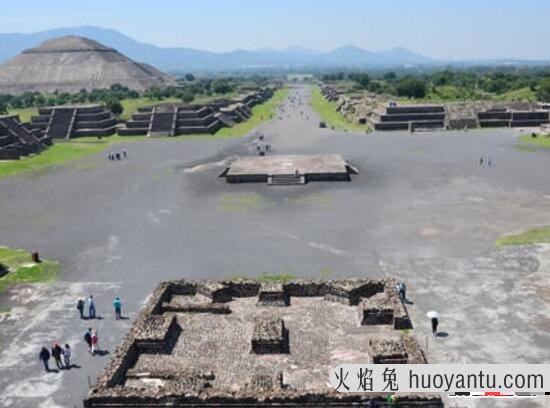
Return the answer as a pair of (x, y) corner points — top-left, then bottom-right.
(268, 174), (305, 186)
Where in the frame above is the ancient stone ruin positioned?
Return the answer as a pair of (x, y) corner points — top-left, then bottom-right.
(0, 36), (175, 94)
(117, 88), (274, 137)
(222, 154), (359, 185)
(0, 115), (51, 160)
(320, 83), (550, 131)
(30, 105), (117, 140)
(369, 105), (446, 131)
(84, 278), (442, 407)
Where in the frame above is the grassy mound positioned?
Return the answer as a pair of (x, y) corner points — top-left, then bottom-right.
(0, 246), (59, 294)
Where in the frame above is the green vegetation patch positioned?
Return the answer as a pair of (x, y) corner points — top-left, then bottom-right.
(217, 88), (289, 138)
(0, 246), (59, 295)
(7, 107), (39, 123)
(518, 134), (550, 148)
(0, 138), (115, 179)
(319, 267), (334, 277)
(496, 227), (550, 247)
(217, 193), (266, 212)
(230, 271), (297, 283)
(310, 87), (370, 132)
(515, 144), (537, 152)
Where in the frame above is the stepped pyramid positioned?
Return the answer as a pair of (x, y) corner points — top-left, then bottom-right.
(0, 36), (175, 94)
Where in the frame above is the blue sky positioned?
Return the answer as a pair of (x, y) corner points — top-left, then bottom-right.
(2, 0), (550, 59)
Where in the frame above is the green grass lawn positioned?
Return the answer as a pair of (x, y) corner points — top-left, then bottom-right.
(0, 246), (59, 295)
(7, 107), (39, 123)
(216, 88), (289, 138)
(496, 227), (550, 247)
(310, 87), (370, 132)
(0, 138), (117, 179)
(518, 134), (550, 148)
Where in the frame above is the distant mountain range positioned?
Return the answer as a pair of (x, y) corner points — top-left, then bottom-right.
(0, 26), (548, 73)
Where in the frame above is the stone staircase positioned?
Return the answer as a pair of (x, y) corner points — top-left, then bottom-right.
(149, 108), (176, 137)
(268, 174), (306, 186)
(46, 108), (75, 139)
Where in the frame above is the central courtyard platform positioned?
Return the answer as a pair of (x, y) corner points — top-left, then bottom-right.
(222, 154), (358, 184)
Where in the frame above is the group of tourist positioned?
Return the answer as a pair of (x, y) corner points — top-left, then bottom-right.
(76, 295), (123, 320)
(38, 343), (72, 372)
(479, 156), (493, 167)
(108, 149), (127, 161)
(39, 295), (124, 372)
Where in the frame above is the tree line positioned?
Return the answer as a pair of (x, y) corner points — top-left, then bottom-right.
(0, 76), (239, 116)
(320, 68), (550, 101)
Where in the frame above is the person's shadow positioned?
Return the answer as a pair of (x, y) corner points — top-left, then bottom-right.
(94, 350), (110, 357)
(436, 331), (449, 338)
(64, 364), (82, 370)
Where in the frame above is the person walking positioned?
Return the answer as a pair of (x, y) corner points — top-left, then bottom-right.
(487, 156), (492, 167)
(63, 344), (71, 368)
(91, 330), (99, 356)
(479, 157), (484, 166)
(84, 328), (93, 354)
(87, 295), (96, 319)
(431, 317), (439, 335)
(395, 281), (403, 300)
(39, 346), (51, 372)
(113, 296), (122, 320)
(400, 282), (407, 302)
(122, 149), (127, 158)
(76, 298), (85, 319)
(51, 343), (63, 369)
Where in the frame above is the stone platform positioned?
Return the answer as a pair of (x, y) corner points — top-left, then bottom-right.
(84, 278), (441, 407)
(223, 154), (358, 184)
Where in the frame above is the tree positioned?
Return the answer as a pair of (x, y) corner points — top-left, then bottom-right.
(384, 71), (397, 82)
(349, 73), (370, 89)
(0, 101), (7, 114)
(185, 73), (195, 81)
(181, 90), (195, 103)
(396, 78), (427, 99)
(104, 98), (124, 116)
(536, 78), (550, 102)
(212, 79), (233, 94)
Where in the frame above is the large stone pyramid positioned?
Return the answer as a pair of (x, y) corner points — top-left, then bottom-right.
(0, 36), (176, 94)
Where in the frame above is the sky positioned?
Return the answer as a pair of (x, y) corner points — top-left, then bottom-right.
(1, 0), (550, 60)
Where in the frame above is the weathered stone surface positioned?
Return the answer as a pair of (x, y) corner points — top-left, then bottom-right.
(257, 282), (289, 306)
(251, 317), (288, 354)
(84, 279), (440, 407)
(370, 338), (408, 364)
